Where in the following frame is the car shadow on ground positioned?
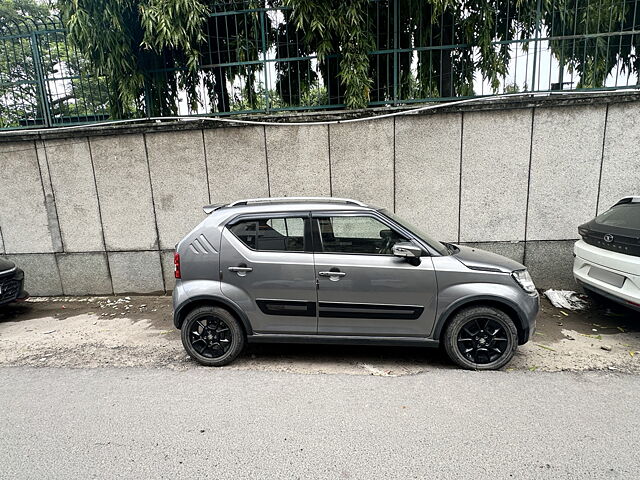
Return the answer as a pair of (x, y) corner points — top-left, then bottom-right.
(0, 293), (638, 373)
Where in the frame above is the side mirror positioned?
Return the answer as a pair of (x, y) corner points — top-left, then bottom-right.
(392, 242), (422, 258)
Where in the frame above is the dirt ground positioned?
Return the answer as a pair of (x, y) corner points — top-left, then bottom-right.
(0, 293), (639, 375)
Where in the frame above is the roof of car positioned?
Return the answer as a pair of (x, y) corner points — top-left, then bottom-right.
(203, 197), (378, 216)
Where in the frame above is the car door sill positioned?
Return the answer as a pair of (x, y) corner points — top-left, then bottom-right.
(247, 333), (439, 348)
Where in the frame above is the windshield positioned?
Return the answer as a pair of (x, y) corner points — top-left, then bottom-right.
(380, 209), (450, 255)
(595, 204), (640, 230)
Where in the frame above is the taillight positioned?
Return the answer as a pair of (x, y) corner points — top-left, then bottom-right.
(174, 253), (181, 279)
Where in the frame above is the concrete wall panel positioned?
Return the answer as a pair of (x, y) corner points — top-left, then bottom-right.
(160, 250), (176, 292)
(524, 240), (576, 289)
(265, 125), (330, 197)
(329, 120), (394, 209)
(57, 252), (112, 295)
(146, 130), (209, 249)
(90, 134), (158, 251)
(460, 110), (531, 242)
(527, 106), (606, 240)
(395, 113), (461, 242)
(598, 103), (640, 213)
(108, 251), (164, 295)
(0, 142), (54, 253)
(46, 138), (104, 252)
(204, 126), (269, 203)
(2, 254), (62, 296)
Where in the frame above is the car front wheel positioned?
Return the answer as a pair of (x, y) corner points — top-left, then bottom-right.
(181, 306), (245, 366)
(443, 306), (518, 370)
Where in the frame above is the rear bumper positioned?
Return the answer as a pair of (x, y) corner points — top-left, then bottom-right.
(0, 268), (28, 306)
(577, 280), (640, 313)
(573, 240), (640, 311)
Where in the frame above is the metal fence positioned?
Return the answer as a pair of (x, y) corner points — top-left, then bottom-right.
(1, 0), (639, 130)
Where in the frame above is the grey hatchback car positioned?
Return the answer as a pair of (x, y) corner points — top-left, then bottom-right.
(173, 197), (538, 370)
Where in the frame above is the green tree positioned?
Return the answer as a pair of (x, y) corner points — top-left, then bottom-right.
(540, 0), (640, 88)
(60, 0), (207, 117)
(0, 0), (109, 127)
(29, 0), (640, 119)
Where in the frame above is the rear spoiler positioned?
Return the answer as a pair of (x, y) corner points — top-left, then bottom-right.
(612, 196), (640, 207)
(203, 204), (225, 214)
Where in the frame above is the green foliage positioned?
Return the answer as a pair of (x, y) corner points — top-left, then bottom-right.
(0, 0), (109, 127)
(60, 0), (208, 117)
(4, 0), (640, 122)
(540, 0), (639, 88)
(282, 0), (374, 109)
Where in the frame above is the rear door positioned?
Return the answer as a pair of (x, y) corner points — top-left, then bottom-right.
(312, 212), (438, 337)
(220, 213), (317, 334)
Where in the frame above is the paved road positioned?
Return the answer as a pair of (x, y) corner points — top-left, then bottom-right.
(1, 367), (639, 479)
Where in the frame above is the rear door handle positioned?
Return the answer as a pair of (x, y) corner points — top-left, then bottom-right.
(228, 266), (253, 273)
(318, 271), (346, 277)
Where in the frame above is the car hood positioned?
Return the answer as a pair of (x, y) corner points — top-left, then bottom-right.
(0, 257), (15, 274)
(450, 244), (524, 273)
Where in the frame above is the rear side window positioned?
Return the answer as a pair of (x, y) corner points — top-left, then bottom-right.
(595, 204), (640, 230)
(229, 217), (306, 251)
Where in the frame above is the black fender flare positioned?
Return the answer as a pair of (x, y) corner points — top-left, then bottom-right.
(173, 294), (253, 335)
(432, 294), (529, 342)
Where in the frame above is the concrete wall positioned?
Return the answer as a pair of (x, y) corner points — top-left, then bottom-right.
(1, 95), (639, 295)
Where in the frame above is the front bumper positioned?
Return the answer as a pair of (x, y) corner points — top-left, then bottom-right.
(0, 268), (29, 306)
(519, 292), (539, 344)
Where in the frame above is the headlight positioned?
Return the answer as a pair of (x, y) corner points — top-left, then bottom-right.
(512, 269), (537, 294)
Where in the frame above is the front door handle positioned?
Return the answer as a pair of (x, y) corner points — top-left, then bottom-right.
(318, 271), (346, 277)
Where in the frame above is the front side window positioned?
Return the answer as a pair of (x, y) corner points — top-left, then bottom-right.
(316, 215), (408, 255)
(229, 217), (306, 251)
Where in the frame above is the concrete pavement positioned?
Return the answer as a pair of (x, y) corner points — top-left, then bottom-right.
(0, 367), (638, 479)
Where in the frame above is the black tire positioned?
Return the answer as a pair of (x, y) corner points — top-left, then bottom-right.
(181, 306), (245, 366)
(443, 306), (518, 371)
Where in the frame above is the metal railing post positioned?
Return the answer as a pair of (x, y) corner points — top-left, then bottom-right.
(530, 0), (542, 92)
(30, 32), (52, 127)
(393, 0), (399, 104)
(260, 10), (270, 113)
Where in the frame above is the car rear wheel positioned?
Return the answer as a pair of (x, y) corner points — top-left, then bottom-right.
(443, 306), (518, 370)
(181, 306), (244, 366)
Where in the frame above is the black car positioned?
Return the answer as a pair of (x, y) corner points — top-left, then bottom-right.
(0, 258), (29, 306)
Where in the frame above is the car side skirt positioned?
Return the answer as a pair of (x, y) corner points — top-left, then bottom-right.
(246, 333), (439, 348)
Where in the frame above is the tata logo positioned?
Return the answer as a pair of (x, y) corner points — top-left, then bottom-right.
(604, 234), (614, 243)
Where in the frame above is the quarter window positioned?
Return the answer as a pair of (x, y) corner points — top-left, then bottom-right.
(317, 216), (408, 255)
(229, 217), (306, 252)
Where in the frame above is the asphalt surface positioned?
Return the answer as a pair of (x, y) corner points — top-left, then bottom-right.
(1, 367), (638, 479)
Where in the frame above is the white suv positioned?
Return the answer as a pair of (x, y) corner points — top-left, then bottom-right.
(574, 196), (640, 312)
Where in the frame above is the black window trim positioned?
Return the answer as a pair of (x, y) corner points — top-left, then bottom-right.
(310, 210), (430, 257)
(225, 212), (313, 253)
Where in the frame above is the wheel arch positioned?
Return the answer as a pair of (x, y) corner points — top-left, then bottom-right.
(174, 294), (253, 336)
(434, 295), (529, 345)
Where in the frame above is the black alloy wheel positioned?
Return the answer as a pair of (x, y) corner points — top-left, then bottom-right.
(456, 317), (509, 365)
(181, 306), (244, 366)
(188, 316), (233, 359)
(443, 306), (518, 370)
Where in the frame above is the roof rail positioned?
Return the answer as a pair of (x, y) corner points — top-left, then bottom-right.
(226, 197), (368, 207)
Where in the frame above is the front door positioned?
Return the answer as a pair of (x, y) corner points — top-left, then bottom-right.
(220, 214), (317, 334)
(313, 213), (438, 337)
